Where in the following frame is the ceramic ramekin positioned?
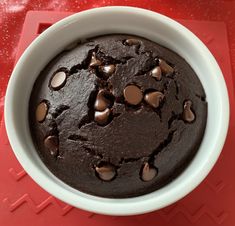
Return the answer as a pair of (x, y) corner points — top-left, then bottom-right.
(4, 7), (229, 215)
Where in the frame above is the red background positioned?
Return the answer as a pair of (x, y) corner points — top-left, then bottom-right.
(0, 1), (235, 226)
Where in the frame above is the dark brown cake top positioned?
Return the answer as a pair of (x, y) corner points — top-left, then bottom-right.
(29, 34), (207, 198)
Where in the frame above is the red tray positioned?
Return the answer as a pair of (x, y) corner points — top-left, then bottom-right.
(0, 10), (235, 226)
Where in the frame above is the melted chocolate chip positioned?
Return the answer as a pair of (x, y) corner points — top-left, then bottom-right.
(99, 65), (115, 77)
(141, 163), (157, 182)
(44, 135), (59, 156)
(144, 91), (164, 108)
(123, 85), (143, 105)
(183, 100), (195, 123)
(36, 101), (48, 122)
(90, 52), (102, 67)
(50, 71), (67, 90)
(151, 66), (162, 80)
(94, 108), (111, 125)
(159, 59), (174, 75)
(94, 90), (111, 111)
(95, 164), (116, 181)
(124, 38), (140, 46)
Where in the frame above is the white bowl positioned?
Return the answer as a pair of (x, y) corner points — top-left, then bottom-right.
(5, 6), (229, 215)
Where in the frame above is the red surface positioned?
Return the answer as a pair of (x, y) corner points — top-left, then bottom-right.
(1, 1), (235, 226)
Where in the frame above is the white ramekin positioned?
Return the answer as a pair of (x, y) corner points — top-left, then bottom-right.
(4, 7), (229, 215)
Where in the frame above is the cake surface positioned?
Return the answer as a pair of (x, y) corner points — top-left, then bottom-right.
(29, 34), (207, 198)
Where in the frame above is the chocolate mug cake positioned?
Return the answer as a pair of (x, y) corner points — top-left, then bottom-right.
(29, 34), (207, 198)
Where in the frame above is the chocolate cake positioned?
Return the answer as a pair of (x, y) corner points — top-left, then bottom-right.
(29, 34), (207, 198)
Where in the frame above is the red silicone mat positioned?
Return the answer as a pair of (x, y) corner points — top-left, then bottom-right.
(1, 9), (235, 226)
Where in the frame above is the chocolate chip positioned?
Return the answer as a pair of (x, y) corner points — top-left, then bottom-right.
(144, 91), (164, 108)
(36, 101), (48, 122)
(94, 90), (111, 111)
(94, 108), (111, 125)
(44, 135), (59, 156)
(159, 59), (174, 75)
(183, 100), (195, 123)
(124, 38), (140, 46)
(90, 52), (102, 67)
(95, 163), (116, 181)
(99, 65), (115, 76)
(123, 85), (143, 105)
(151, 66), (162, 80)
(141, 163), (157, 182)
(50, 71), (67, 90)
